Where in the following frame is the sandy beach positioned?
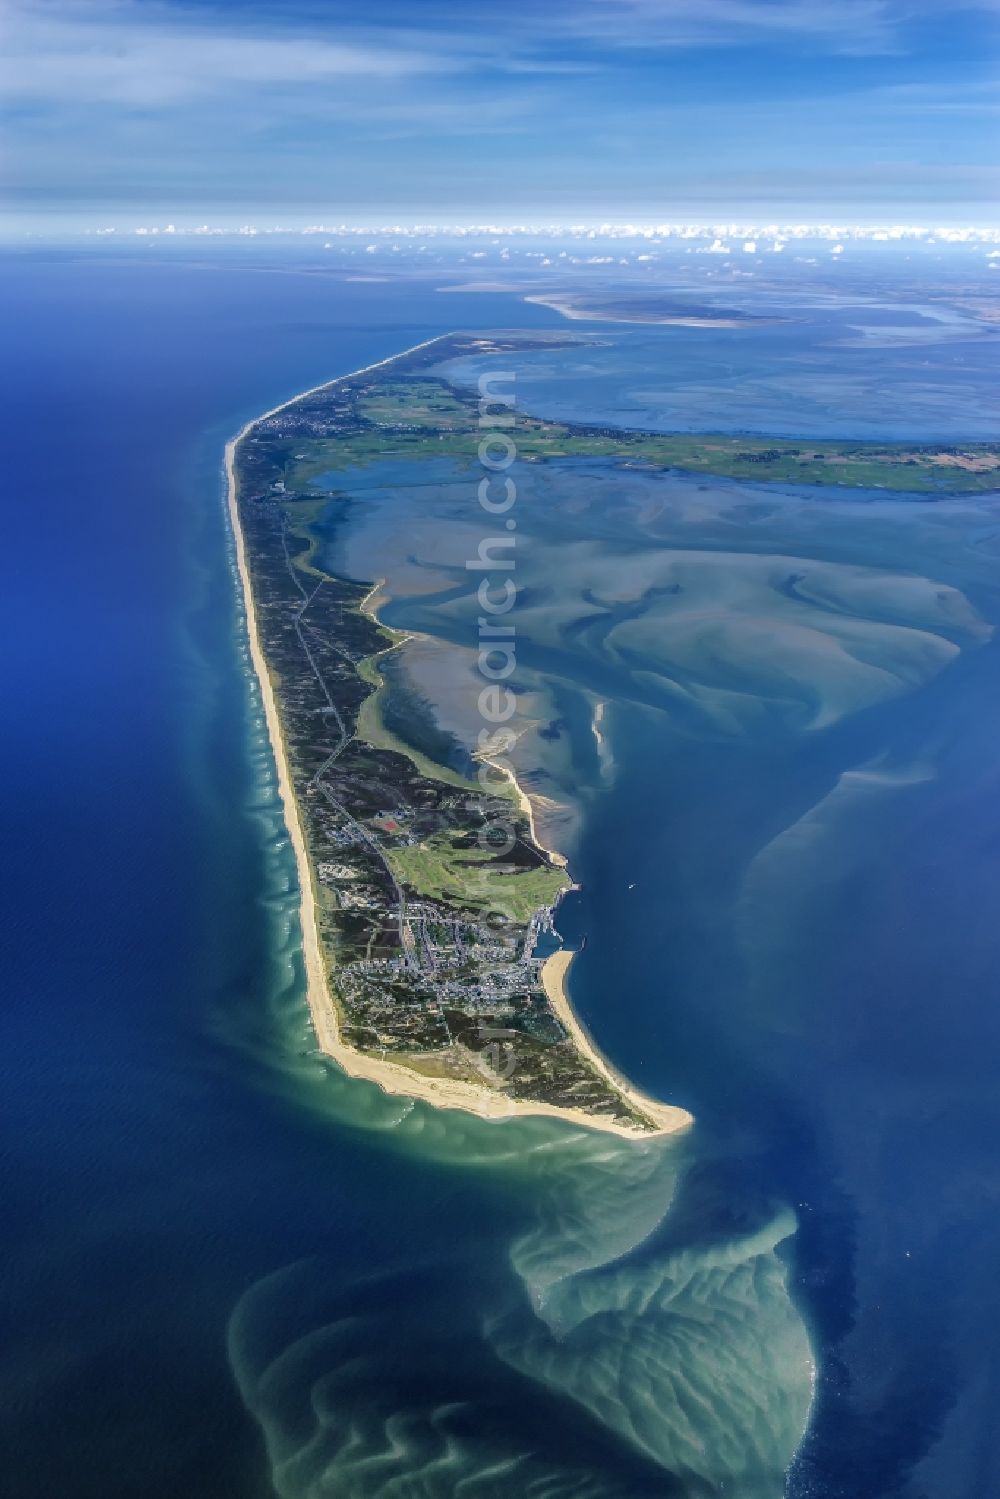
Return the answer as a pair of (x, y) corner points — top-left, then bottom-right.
(541, 951), (691, 1134)
(224, 350), (693, 1141)
(474, 753), (570, 870)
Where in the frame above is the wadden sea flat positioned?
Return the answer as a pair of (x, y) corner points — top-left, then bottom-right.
(4, 242), (1000, 1499)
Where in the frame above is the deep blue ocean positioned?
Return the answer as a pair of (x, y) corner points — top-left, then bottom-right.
(3, 244), (1000, 1499)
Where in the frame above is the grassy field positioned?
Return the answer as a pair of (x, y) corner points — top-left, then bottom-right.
(387, 831), (568, 923)
(282, 377), (1000, 494)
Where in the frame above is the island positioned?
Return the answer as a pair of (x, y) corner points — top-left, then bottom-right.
(227, 330), (999, 1139)
(523, 291), (780, 327)
(228, 334), (695, 1137)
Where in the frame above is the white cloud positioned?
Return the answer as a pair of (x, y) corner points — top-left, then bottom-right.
(1, 2), (458, 106)
(546, 0), (905, 56)
(81, 218), (1000, 244)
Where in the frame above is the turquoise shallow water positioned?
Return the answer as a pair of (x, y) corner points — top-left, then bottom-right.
(2, 244), (1000, 1498)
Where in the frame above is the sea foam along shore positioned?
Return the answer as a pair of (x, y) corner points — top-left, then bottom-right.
(224, 341), (693, 1139)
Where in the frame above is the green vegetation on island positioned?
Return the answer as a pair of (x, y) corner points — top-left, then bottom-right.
(285, 368), (1000, 495)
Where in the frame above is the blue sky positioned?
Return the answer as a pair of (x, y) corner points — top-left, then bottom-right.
(4, 0), (999, 225)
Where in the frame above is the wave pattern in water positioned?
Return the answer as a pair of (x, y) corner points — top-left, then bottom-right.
(228, 1091), (813, 1498)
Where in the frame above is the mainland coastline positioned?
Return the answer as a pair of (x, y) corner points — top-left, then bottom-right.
(225, 337), (693, 1139)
